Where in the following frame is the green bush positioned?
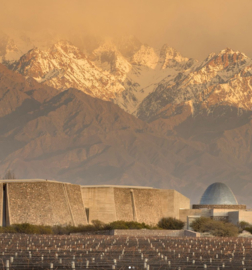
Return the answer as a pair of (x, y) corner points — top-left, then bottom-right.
(158, 217), (184, 230)
(0, 220), (153, 235)
(191, 217), (239, 237)
(52, 225), (70, 235)
(91, 220), (105, 230)
(0, 224), (53, 234)
(105, 221), (129, 230)
(126, 221), (151, 229)
(239, 221), (250, 230)
(244, 226), (252, 234)
(13, 223), (40, 234)
(0, 226), (17, 233)
(12, 223), (53, 234)
(207, 220), (238, 237)
(190, 217), (212, 232)
(104, 220), (151, 230)
(35, 225), (53, 234)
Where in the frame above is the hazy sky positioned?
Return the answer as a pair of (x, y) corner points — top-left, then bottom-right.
(1, 0), (252, 60)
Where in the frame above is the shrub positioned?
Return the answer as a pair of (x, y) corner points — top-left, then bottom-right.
(190, 217), (212, 232)
(191, 217), (239, 237)
(52, 225), (72, 235)
(12, 223), (53, 234)
(92, 220), (105, 230)
(73, 224), (97, 232)
(104, 220), (151, 230)
(0, 220), (153, 235)
(158, 217), (184, 230)
(105, 220), (129, 230)
(206, 220), (238, 237)
(244, 226), (252, 234)
(13, 223), (39, 234)
(0, 226), (17, 233)
(239, 221), (250, 231)
(126, 221), (151, 229)
(36, 225), (53, 234)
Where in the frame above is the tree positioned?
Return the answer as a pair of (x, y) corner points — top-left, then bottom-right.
(3, 170), (16, 179)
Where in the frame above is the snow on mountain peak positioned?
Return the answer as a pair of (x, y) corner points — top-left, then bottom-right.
(131, 45), (159, 69)
(160, 44), (187, 61)
(11, 40), (125, 100)
(137, 46), (252, 122)
(91, 40), (131, 81)
(4, 32), (252, 120)
(52, 40), (85, 59)
(157, 44), (194, 70)
(219, 47), (244, 56)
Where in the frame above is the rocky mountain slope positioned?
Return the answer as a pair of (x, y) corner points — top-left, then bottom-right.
(1, 33), (252, 205)
(0, 64), (252, 206)
(137, 48), (252, 122)
(0, 63), (199, 192)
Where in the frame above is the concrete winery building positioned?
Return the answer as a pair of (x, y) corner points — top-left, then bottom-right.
(0, 179), (251, 228)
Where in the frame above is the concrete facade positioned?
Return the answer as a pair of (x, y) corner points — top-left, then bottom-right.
(4, 180), (87, 226)
(0, 180), (190, 227)
(114, 188), (135, 221)
(81, 187), (117, 223)
(82, 186), (190, 226)
(179, 209), (211, 224)
(180, 207), (252, 228)
(228, 210), (252, 226)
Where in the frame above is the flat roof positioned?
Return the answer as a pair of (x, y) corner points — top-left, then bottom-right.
(0, 180), (154, 189)
(0, 179), (71, 184)
(81, 185), (154, 189)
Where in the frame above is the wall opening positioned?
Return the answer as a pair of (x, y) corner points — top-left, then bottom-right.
(2, 184), (9, 227)
(85, 208), (89, 223)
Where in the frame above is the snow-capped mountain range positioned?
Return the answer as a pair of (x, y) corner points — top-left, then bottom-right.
(137, 48), (252, 122)
(10, 41), (124, 100)
(1, 32), (252, 120)
(1, 33), (252, 206)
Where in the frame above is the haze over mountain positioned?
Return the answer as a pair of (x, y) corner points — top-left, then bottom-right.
(2, 0), (252, 60)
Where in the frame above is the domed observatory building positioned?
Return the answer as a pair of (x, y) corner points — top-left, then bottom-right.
(192, 182), (246, 210)
(179, 182), (252, 229)
(178, 181), (252, 228)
